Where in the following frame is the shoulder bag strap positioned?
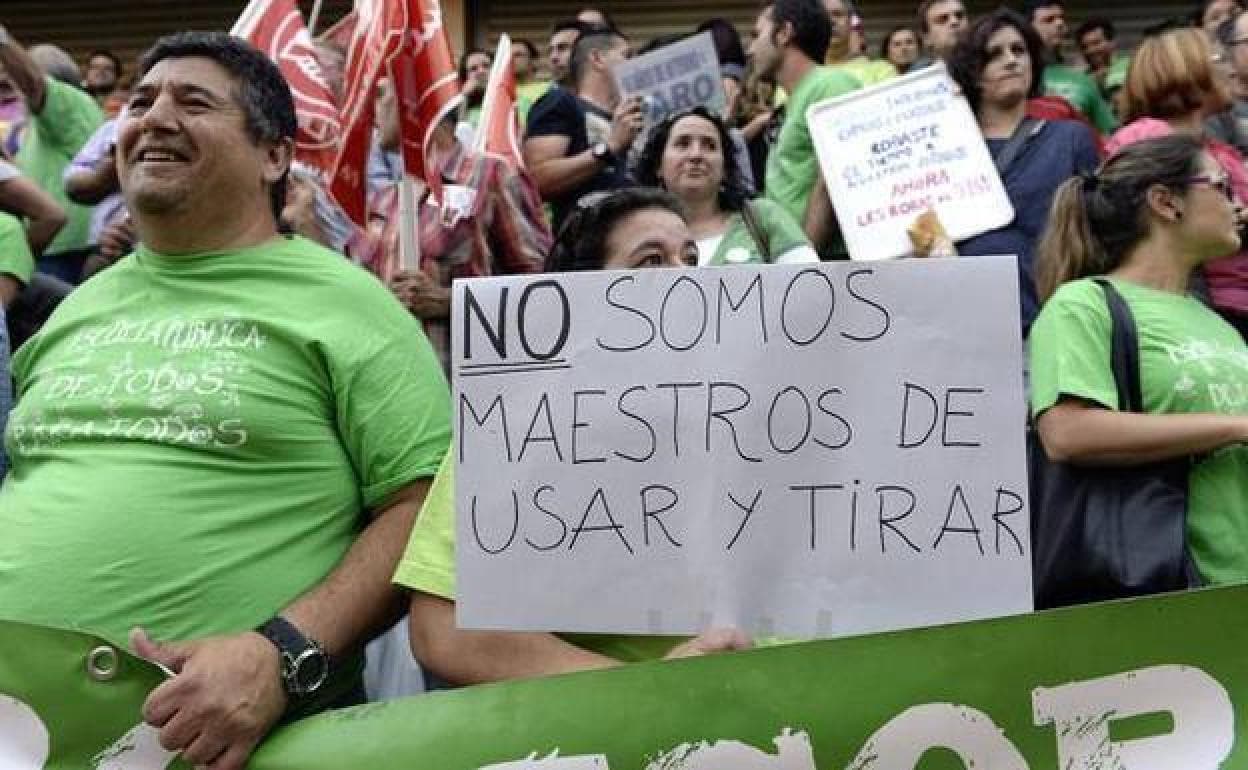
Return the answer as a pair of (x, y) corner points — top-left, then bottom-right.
(739, 200), (773, 263)
(992, 117), (1045, 178)
(1093, 278), (1144, 413)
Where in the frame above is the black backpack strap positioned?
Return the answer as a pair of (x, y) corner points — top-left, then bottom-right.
(1093, 278), (1144, 413)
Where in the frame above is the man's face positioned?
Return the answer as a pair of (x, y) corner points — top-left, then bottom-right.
(511, 43), (534, 79)
(1077, 28), (1115, 70)
(1030, 4), (1067, 53)
(1205, 0), (1242, 39)
(549, 29), (580, 83)
(85, 54), (118, 94)
(923, 0), (967, 56)
(748, 8), (784, 80)
(464, 52), (492, 90)
(118, 56), (285, 224)
(823, 0), (851, 48)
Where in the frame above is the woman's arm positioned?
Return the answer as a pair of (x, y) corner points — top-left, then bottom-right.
(0, 176), (66, 255)
(1037, 399), (1248, 466)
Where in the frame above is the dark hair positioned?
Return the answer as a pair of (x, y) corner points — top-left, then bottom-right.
(880, 26), (919, 63)
(1020, 0), (1064, 22)
(547, 188), (687, 272)
(569, 29), (626, 85)
(697, 18), (747, 69)
(1075, 17), (1116, 44)
(552, 18), (590, 37)
(948, 9), (1047, 114)
(1036, 135), (1204, 301)
(635, 107), (750, 212)
(458, 47), (492, 82)
(139, 31), (297, 223)
(515, 39), (540, 59)
(87, 49), (123, 78)
(768, 0), (833, 65)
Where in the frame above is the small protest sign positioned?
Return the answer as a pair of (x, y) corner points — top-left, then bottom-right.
(612, 32), (725, 125)
(452, 257), (1030, 639)
(808, 63), (1015, 261)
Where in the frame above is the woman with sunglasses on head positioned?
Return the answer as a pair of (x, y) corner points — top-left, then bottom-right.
(1031, 135), (1248, 589)
(1106, 27), (1248, 336)
(635, 107), (816, 267)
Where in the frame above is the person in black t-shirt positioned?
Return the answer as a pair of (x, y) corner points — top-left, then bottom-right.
(523, 28), (644, 233)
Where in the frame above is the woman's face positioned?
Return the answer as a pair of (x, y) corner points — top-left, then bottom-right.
(1204, 0), (1242, 39)
(1177, 153), (1242, 262)
(887, 30), (920, 69)
(603, 208), (698, 269)
(658, 115), (726, 203)
(978, 25), (1032, 110)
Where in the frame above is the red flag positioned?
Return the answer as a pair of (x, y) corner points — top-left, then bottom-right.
(474, 34), (524, 169)
(231, 0), (342, 177)
(390, 0), (462, 203)
(328, 0), (408, 225)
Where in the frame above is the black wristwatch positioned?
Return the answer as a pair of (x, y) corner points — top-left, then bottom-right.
(255, 616), (330, 699)
(591, 141), (615, 165)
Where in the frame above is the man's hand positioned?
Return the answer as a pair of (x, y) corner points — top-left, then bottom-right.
(131, 627), (286, 770)
(607, 96), (645, 157)
(388, 269), (450, 320)
(663, 628), (752, 660)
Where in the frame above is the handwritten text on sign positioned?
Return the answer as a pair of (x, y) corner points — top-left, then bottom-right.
(452, 258), (1031, 638)
(809, 63), (1014, 261)
(612, 32), (725, 125)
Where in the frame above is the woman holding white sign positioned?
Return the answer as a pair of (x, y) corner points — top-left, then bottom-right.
(635, 107), (817, 266)
(1031, 134), (1248, 593)
(948, 10), (1100, 335)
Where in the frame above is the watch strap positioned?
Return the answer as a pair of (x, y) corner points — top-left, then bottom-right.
(255, 616), (329, 700)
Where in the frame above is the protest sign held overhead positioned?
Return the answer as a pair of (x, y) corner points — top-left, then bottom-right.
(452, 257), (1031, 639)
(612, 32), (725, 125)
(808, 63), (1015, 261)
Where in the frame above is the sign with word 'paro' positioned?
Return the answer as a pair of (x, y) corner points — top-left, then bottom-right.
(612, 32), (725, 125)
(451, 257), (1030, 638)
(808, 62), (1015, 261)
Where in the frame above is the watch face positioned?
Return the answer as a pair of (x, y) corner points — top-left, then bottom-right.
(289, 648), (330, 695)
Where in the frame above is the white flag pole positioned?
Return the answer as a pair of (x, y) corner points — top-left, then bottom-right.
(307, 0), (326, 38)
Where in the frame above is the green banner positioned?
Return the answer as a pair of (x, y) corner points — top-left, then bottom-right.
(5, 585), (1248, 768)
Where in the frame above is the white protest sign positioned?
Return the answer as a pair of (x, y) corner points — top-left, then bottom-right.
(453, 257), (1031, 639)
(613, 32), (725, 125)
(808, 63), (1015, 261)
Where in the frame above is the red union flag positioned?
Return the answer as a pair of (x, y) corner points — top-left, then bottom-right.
(475, 34), (524, 169)
(329, 0), (408, 225)
(231, 0), (342, 176)
(390, 0), (462, 203)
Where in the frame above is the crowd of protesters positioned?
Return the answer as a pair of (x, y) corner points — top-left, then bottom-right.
(0, 0), (1245, 767)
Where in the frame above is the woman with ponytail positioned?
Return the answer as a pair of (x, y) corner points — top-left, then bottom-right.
(1031, 134), (1248, 586)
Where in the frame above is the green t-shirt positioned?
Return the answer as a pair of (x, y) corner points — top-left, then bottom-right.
(829, 56), (896, 87)
(0, 211), (33, 283)
(764, 66), (860, 227)
(1044, 65), (1117, 135)
(1029, 278), (1248, 585)
(702, 198), (814, 265)
(0, 235), (452, 646)
(516, 81), (551, 122)
(395, 452), (682, 662)
(15, 77), (103, 255)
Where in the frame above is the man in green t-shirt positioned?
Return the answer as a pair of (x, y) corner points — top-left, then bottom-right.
(1023, 0), (1117, 135)
(749, 0), (860, 255)
(0, 33), (450, 769)
(822, 0), (897, 86)
(0, 25), (102, 280)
